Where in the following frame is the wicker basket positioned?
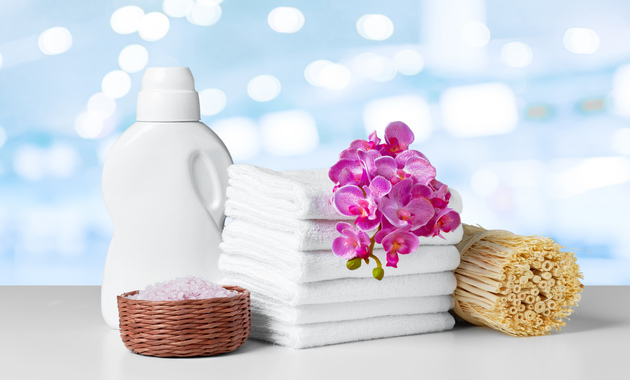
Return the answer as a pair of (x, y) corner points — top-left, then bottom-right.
(117, 285), (250, 357)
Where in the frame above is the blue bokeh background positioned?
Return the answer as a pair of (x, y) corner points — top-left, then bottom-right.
(1, 0), (629, 285)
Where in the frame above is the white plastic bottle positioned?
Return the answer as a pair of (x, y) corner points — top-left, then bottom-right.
(101, 67), (233, 329)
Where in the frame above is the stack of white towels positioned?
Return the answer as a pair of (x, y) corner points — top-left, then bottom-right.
(219, 164), (464, 349)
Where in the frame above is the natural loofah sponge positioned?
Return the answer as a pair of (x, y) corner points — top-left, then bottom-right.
(453, 224), (583, 337)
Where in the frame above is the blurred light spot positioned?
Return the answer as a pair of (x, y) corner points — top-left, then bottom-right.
(441, 83), (518, 138)
(139, 12), (170, 41)
(75, 112), (104, 139)
(247, 75), (281, 102)
(526, 104), (551, 120)
(87, 93), (116, 119)
(210, 117), (260, 161)
(187, 3), (221, 26)
(118, 44), (149, 73)
(611, 129), (630, 155)
(611, 65), (630, 117)
(304, 60), (351, 90)
(162, 0), (194, 18)
(501, 42), (533, 68)
(199, 88), (226, 115)
(461, 21), (491, 47)
(101, 70), (131, 99)
(471, 169), (499, 197)
(111, 6), (145, 35)
(197, 0), (223, 4)
(14, 146), (45, 181)
(268, 7), (305, 34)
(356, 14), (394, 41)
(305, 60), (331, 86)
(580, 98), (606, 113)
(393, 49), (424, 76)
(47, 144), (81, 178)
(353, 52), (396, 82)
(363, 95), (432, 142)
(0, 125), (6, 148)
(564, 27), (599, 54)
(38, 27), (72, 55)
(555, 157), (630, 195)
(13, 144), (80, 181)
(260, 110), (319, 156)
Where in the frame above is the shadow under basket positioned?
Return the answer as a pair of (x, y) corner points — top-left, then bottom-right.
(117, 285), (251, 357)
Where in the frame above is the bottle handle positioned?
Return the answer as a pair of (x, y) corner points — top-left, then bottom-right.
(190, 150), (230, 231)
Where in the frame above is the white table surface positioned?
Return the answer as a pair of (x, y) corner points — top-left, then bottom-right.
(1, 286), (627, 380)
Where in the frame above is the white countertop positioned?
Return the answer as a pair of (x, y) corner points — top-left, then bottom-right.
(1, 286), (627, 380)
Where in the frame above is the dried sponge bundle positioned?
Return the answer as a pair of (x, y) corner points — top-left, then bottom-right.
(453, 224), (583, 337)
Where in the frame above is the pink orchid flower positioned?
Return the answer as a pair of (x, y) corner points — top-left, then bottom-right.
(329, 159), (368, 189)
(349, 130), (382, 152)
(394, 149), (429, 169)
(411, 180), (452, 208)
(382, 121), (415, 155)
(381, 230), (419, 268)
(374, 155), (436, 186)
(333, 177), (391, 230)
(332, 222), (371, 259)
(413, 208), (461, 238)
(378, 179), (434, 231)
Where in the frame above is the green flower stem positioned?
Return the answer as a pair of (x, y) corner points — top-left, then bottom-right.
(369, 253), (382, 269)
(367, 223), (383, 269)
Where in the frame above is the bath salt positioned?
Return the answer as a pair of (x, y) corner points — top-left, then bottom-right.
(127, 276), (239, 301)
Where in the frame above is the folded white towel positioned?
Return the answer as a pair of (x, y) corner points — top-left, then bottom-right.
(220, 271), (456, 306)
(222, 218), (464, 252)
(250, 293), (454, 325)
(249, 312), (455, 349)
(226, 165), (340, 220)
(219, 242), (461, 283)
(226, 165), (463, 223)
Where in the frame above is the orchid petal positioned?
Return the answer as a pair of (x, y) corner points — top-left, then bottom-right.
(369, 175), (392, 199)
(349, 139), (370, 150)
(405, 198), (435, 230)
(378, 196), (408, 228)
(436, 209), (461, 233)
(395, 150), (428, 169)
(386, 250), (399, 268)
(335, 222), (354, 235)
(339, 148), (360, 161)
(338, 167), (367, 187)
(356, 211), (382, 231)
(368, 130), (381, 146)
(389, 178), (413, 206)
(405, 156), (436, 185)
(358, 230), (371, 247)
(373, 155), (397, 180)
(333, 185), (365, 216)
(357, 149), (378, 179)
(411, 184), (433, 199)
(384, 121), (414, 151)
(332, 236), (357, 259)
(329, 159), (361, 183)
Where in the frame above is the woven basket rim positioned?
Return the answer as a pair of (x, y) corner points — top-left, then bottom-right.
(117, 285), (249, 306)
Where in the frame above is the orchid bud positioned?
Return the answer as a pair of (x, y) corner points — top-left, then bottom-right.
(373, 267), (384, 280)
(346, 258), (362, 270)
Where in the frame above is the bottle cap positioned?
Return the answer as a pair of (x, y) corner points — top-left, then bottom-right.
(136, 67), (201, 122)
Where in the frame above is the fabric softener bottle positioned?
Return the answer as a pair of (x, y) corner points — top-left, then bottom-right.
(101, 67), (232, 329)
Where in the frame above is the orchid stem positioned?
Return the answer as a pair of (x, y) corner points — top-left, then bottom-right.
(367, 223), (383, 268)
(369, 253), (382, 269)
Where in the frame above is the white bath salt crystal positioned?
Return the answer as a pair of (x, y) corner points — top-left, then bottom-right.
(127, 276), (239, 301)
